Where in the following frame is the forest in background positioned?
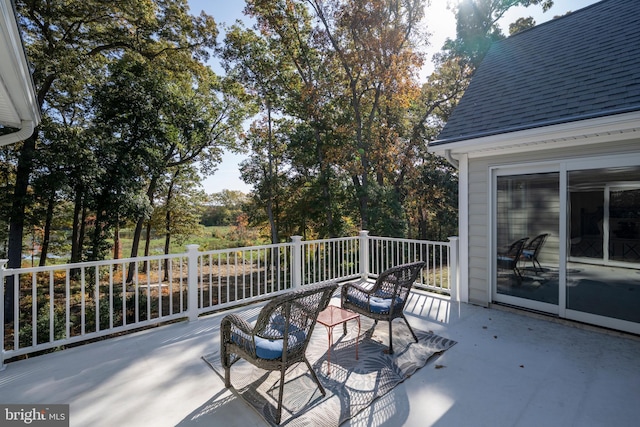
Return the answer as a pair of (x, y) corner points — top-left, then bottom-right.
(0, 0), (557, 269)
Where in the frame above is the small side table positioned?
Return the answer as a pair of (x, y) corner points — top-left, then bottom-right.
(316, 305), (360, 375)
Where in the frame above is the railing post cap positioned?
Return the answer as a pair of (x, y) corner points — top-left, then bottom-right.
(0, 259), (8, 268)
(291, 235), (303, 242)
(359, 230), (369, 236)
(186, 244), (200, 252)
(448, 236), (459, 242)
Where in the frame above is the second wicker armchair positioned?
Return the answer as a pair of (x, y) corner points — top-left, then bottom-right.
(341, 261), (426, 354)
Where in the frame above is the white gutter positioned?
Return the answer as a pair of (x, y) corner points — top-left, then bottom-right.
(0, 0), (40, 145)
(0, 119), (34, 147)
(430, 110), (640, 159)
(444, 149), (459, 169)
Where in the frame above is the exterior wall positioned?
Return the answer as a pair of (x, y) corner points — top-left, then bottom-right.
(465, 138), (640, 306)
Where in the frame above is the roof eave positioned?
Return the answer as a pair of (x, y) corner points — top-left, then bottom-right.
(0, 0), (40, 146)
(429, 110), (640, 159)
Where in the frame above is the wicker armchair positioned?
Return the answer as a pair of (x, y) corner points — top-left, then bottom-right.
(341, 261), (426, 354)
(220, 281), (338, 425)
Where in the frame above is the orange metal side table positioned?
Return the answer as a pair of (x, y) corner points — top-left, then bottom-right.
(316, 305), (360, 375)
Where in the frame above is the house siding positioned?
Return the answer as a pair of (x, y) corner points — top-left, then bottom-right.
(465, 138), (640, 306)
(467, 161), (490, 306)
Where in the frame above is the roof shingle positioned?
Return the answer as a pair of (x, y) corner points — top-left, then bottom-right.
(434, 0), (640, 145)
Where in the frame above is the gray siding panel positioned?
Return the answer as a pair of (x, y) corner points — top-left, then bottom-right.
(467, 158), (491, 303)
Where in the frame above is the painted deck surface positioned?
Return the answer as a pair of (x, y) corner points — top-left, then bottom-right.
(1, 290), (638, 427)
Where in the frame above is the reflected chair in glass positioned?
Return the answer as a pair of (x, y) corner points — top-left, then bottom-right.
(497, 237), (529, 279)
(521, 233), (548, 273)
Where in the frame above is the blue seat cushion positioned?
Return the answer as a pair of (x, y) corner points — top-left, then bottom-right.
(521, 250), (534, 259)
(231, 316), (307, 360)
(497, 255), (515, 267)
(346, 293), (404, 314)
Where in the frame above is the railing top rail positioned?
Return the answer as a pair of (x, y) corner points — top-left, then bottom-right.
(198, 241), (294, 256)
(299, 236), (360, 245)
(368, 235), (452, 246)
(0, 252), (188, 274)
(0, 235), (453, 276)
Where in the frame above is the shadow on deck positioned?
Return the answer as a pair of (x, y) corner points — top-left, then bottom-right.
(0, 289), (638, 426)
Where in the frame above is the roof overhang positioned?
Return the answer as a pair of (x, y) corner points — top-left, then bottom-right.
(0, 0), (40, 146)
(429, 110), (640, 161)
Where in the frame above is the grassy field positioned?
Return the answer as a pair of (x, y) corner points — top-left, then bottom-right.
(116, 225), (265, 258)
(20, 226), (267, 267)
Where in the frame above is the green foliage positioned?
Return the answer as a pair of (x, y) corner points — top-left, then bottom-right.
(3, 0), (564, 271)
(366, 183), (408, 238)
(443, 0), (554, 67)
(202, 190), (250, 226)
(5, 1), (252, 268)
(509, 17), (537, 35)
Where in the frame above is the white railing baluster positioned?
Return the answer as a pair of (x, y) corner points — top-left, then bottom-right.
(145, 263), (151, 321)
(216, 255), (221, 305)
(65, 267), (70, 339)
(169, 257), (174, 315)
(234, 252), (238, 302)
(134, 263), (139, 324)
(81, 268), (86, 336)
(262, 248), (266, 295)
(109, 266), (114, 330)
(95, 265), (100, 332)
(49, 270), (54, 343)
(157, 260), (162, 318)
(31, 273), (36, 347)
(122, 262), (127, 327)
(14, 273), (19, 351)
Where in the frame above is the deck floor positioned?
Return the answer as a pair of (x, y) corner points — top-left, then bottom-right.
(1, 290), (639, 426)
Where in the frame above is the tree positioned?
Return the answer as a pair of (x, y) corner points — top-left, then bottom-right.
(443, 0), (553, 68)
(148, 166), (207, 278)
(221, 18), (293, 243)
(403, 0), (562, 242)
(509, 17), (536, 35)
(240, 0), (426, 236)
(202, 190), (249, 226)
(239, 118), (290, 242)
(239, 1), (346, 237)
(306, 0), (426, 231)
(5, 0), (218, 320)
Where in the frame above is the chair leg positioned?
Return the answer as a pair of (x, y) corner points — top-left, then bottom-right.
(276, 366), (286, 425)
(224, 366), (231, 388)
(387, 320), (394, 354)
(305, 358), (326, 396)
(222, 346), (231, 388)
(533, 258), (542, 273)
(403, 314), (419, 343)
(514, 265), (524, 279)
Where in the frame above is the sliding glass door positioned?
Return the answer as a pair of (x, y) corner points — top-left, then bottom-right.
(567, 166), (640, 324)
(493, 158), (640, 333)
(494, 171), (559, 312)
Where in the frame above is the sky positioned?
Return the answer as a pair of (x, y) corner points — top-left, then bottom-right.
(189, 0), (600, 195)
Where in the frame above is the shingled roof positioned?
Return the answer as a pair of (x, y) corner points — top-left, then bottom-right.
(433, 0), (640, 145)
